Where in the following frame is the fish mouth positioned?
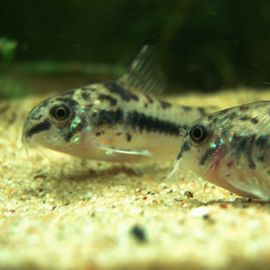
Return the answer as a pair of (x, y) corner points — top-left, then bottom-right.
(21, 125), (35, 147)
(21, 120), (30, 146)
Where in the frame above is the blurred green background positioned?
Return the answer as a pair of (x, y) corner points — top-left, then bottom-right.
(1, 0), (270, 99)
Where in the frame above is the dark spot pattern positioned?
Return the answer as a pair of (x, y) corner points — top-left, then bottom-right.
(227, 112), (238, 120)
(255, 135), (269, 162)
(182, 106), (192, 112)
(227, 160), (234, 167)
(98, 94), (117, 106)
(104, 82), (139, 102)
(251, 118), (258, 124)
(81, 91), (90, 100)
(198, 107), (207, 116)
(184, 190), (193, 198)
(94, 109), (124, 126)
(257, 156), (265, 162)
(231, 135), (256, 169)
(26, 120), (51, 138)
(130, 225), (147, 242)
(240, 116), (251, 122)
(95, 131), (105, 136)
(239, 105), (250, 111)
(145, 95), (154, 103)
(256, 135), (268, 148)
(160, 100), (171, 109)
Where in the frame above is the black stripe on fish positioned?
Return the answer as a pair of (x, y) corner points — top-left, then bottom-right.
(98, 94), (118, 106)
(197, 107), (207, 116)
(176, 140), (191, 160)
(64, 116), (87, 142)
(231, 135), (256, 169)
(200, 137), (223, 165)
(94, 109), (124, 126)
(160, 100), (171, 109)
(243, 135), (256, 169)
(94, 108), (182, 136)
(126, 110), (182, 136)
(104, 82), (139, 102)
(26, 119), (51, 138)
(200, 147), (217, 166)
(256, 135), (269, 162)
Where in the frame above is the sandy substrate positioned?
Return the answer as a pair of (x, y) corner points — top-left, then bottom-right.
(1, 89), (270, 270)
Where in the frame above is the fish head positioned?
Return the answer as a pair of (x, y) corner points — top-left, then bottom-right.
(22, 89), (93, 153)
(174, 102), (270, 199)
(174, 106), (240, 192)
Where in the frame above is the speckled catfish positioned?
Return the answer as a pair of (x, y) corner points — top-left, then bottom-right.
(173, 101), (270, 200)
(22, 46), (216, 162)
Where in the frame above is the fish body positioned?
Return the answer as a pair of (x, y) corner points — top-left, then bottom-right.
(174, 100), (270, 200)
(23, 81), (214, 162)
(22, 46), (216, 162)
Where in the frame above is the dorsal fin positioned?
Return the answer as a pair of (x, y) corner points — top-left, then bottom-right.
(117, 45), (166, 94)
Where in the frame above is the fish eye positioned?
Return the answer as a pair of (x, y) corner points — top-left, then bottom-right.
(189, 124), (209, 144)
(50, 104), (71, 122)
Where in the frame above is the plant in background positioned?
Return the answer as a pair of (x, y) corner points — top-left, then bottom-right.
(0, 37), (17, 64)
(0, 38), (28, 99)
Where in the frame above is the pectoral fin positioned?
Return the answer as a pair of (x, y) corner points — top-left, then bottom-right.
(97, 144), (152, 157)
